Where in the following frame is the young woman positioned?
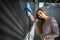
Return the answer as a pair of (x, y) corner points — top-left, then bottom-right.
(35, 8), (59, 40)
(24, 3), (59, 40)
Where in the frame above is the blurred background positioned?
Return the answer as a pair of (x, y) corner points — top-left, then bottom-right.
(0, 0), (60, 40)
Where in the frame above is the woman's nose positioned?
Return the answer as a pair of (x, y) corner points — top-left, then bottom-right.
(39, 14), (42, 16)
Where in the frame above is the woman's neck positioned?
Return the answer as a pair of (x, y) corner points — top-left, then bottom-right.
(45, 16), (50, 21)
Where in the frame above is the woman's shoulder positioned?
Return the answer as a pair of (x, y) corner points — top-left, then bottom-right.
(50, 17), (57, 23)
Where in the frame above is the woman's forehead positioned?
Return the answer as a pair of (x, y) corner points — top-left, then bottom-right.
(37, 10), (43, 13)
(38, 10), (43, 12)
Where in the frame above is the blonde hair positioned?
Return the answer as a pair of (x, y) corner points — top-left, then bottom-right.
(36, 8), (47, 19)
(36, 8), (47, 35)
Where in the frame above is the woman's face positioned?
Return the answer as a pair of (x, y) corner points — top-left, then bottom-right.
(37, 10), (46, 19)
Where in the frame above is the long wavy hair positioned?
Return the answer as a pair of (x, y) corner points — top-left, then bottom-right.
(36, 8), (47, 35)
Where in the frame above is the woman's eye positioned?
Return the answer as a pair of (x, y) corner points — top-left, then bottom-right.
(39, 13), (41, 14)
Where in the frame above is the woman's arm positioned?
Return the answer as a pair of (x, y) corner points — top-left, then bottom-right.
(27, 11), (35, 21)
(42, 18), (59, 40)
(50, 18), (59, 38)
(45, 18), (59, 39)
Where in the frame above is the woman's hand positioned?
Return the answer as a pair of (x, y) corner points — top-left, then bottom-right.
(42, 35), (53, 40)
(42, 35), (46, 40)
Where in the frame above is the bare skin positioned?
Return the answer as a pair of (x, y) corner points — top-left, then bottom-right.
(28, 13), (35, 21)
